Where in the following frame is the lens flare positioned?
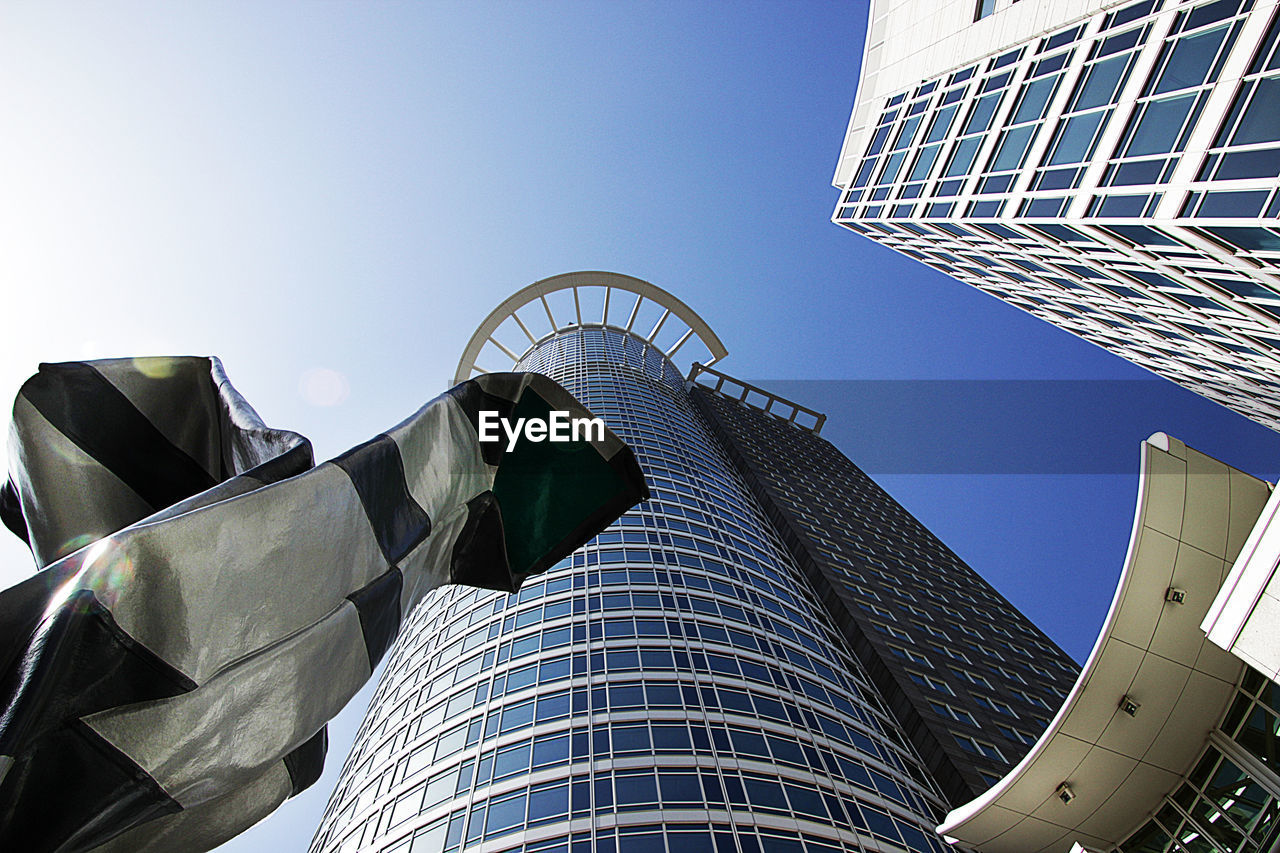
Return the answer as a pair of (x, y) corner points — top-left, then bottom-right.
(55, 533), (99, 560)
(300, 367), (350, 407)
(45, 537), (137, 618)
(131, 357), (177, 379)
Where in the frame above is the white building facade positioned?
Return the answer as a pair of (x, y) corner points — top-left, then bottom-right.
(833, 0), (1280, 429)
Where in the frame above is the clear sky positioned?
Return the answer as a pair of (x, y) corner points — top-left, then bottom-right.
(4, 2), (1280, 850)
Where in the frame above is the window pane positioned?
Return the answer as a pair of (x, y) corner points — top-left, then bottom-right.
(1198, 189), (1268, 217)
(1125, 93), (1196, 155)
(963, 92), (1003, 134)
(615, 772), (659, 807)
(485, 791), (526, 834)
(1232, 77), (1280, 145)
(1153, 25), (1230, 94)
(926, 103), (960, 143)
(528, 783), (569, 823)
(1204, 225), (1280, 251)
(1215, 147), (1280, 179)
(1075, 55), (1131, 110)
(990, 124), (1037, 171)
(909, 144), (941, 180)
(946, 136), (983, 176)
(892, 115), (922, 150)
(1117, 820), (1175, 853)
(1012, 76), (1059, 124)
(1049, 112), (1106, 164)
(879, 150), (907, 183)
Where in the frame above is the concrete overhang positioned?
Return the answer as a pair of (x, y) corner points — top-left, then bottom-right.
(937, 434), (1271, 853)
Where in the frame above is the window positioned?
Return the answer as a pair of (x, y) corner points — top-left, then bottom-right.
(955, 734), (1006, 761)
(908, 670), (954, 694)
(931, 701), (979, 726)
(973, 695), (1018, 717)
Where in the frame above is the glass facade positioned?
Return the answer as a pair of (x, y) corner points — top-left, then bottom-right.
(689, 375), (1078, 806)
(309, 327), (953, 853)
(834, 0), (1280, 430)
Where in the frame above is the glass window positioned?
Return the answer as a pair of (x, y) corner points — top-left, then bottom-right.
(908, 144), (941, 181)
(1153, 25), (1233, 94)
(1048, 112), (1107, 165)
(1117, 820), (1174, 853)
(1075, 54), (1131, 110)
(1197, 190), (1268, 217)
(494, 741), (531, 779)
(533, 733), (569, 767)
(1205, 225), (1280, 252)
(926, 103), (960, 144)
(1124, 93), (1197, 156)
(527, 782), (569, 825)
(1211, 147), (1280, 179)
(990, 125), (1037, 171)
(1230, 77), (1280, 145)
(945, 136), (984, 177)
(615, 771), (659, 808)
(1103, 224), (1181, 246)
(744, 776), (788, 810)
(1012, 75), (1059, 124)
(964, 92), (1004, 134)
(658, 772), (704, 804)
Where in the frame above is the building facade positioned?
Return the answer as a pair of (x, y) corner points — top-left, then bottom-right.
(308, 272), (1075, 853)
(688, 366), (1079, 808)
(832, 0), (1280, 430)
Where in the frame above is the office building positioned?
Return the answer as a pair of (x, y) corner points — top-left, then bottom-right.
(688, 366), (1078, 808)
(832, 0), (1280, 430)
(308, 272), (1076, 853)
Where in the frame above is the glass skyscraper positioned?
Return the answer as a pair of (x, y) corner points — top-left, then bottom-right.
(832, 0), (1280, 430)
(309, 272), (1075, 853)
(688, 368), (1078, 807)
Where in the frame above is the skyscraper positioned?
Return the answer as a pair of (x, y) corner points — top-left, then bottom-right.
(832, 0), (1280, 430)
(308, 272), (1075, 853)
(688, 366), (1078, 807)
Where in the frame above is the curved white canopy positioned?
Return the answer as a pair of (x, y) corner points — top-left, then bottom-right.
(938, 434), (1271, 852)
(453, 271), (727, 385)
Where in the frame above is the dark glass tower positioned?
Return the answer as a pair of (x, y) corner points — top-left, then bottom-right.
(688, 366), (1079, 806)
(309, 273), (1075, 853)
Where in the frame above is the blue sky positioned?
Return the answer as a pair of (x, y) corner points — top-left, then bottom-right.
(4, 2), (1280, 849)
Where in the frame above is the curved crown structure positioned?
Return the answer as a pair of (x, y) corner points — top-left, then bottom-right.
(453, 271), (728, 385)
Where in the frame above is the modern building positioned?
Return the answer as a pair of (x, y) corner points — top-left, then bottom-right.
(688, 365), (1078, 807)
(308, 272), (1077, 853)
(832, 0), (1280, 431)
(937, 434), (1280, 853)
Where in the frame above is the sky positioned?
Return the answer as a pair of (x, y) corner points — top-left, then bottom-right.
(3, 2), (1280, 850)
